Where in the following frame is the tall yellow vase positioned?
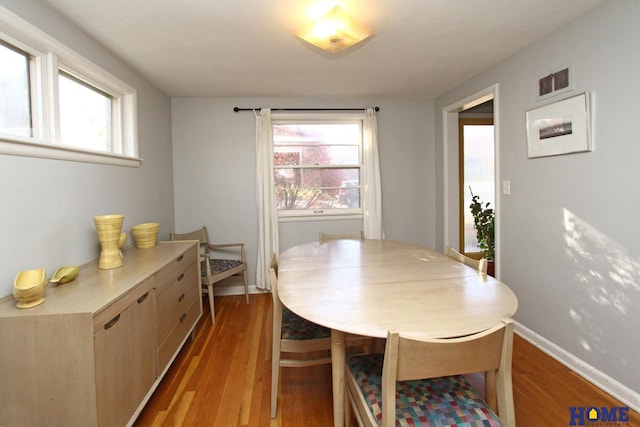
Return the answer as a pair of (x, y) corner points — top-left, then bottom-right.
(94, 214), (125, 269)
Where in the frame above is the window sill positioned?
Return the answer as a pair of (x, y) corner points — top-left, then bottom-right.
(278, 213), (363, 223)
(0, 138), (142, 167)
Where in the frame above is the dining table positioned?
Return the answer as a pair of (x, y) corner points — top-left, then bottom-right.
(277, 238), (518, 427)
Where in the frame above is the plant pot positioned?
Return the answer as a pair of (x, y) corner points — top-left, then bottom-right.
(487, 260), (495, 277)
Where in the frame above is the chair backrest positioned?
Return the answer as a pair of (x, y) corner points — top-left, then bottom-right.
(445, 245), (488, 273)
(319, 230), (365, 243)
(170, 226), (210, 247)
(381, 319), (514, 426)
(169, 226), (209, 260)
(269, 252), (279, 300)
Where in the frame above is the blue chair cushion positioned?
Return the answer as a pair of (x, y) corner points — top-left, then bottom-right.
(201, 258), (243, 277)
(347, 353), (502, 426)
(281, 307), (331, 340)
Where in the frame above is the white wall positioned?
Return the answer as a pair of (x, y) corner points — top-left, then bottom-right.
(171, 97), (435, 291)
(435, 0), (639, 401)
(0, 0), (175, 297)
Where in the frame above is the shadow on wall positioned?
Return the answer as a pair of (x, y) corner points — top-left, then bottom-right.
(563, 209), (639, 374)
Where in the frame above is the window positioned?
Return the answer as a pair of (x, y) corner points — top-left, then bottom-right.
(459, 118), (495, 255)
(58, 71), (113, 152)
(0, 41), (32, 138)
(273, 117), (363, 219)
(0, 6), (139, 166)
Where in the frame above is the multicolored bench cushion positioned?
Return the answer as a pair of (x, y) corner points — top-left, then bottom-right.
(347, 353), (502, 426)
(281, 307), (331, 340)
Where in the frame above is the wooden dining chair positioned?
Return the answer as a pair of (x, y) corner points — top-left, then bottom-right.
(345, 318), (515, 427)
(319, 230), (365, 242)
(170, 226), (248, 324)
(445, 245), (488, 273)
(270, 253), (369, 419)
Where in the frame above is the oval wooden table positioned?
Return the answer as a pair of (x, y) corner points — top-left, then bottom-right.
(278, 239), (518, 427)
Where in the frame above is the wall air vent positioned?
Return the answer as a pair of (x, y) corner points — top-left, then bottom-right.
(538, 66), (572, 99)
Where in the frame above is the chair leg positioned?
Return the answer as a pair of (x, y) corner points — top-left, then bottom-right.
(271, 302), (283, 418)
(344, 386), (352, 426)
(243, 269), (249, 304)
(270, 363), (280, 419)
(207, 284), (215, 325)
(271, 343), (281, 418)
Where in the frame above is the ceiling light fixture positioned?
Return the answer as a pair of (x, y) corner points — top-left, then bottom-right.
(295, 4), (373, 53)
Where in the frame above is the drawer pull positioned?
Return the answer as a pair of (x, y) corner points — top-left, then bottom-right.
(104, 314), (121, 330)
(177, 273), (185, 282)
(179, 313), (187, 323)
(177, 254), (184, 262)
(178, 293), (185, 302)
(137, 292), (150, 304)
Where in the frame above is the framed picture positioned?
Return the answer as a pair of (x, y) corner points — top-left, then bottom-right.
(526, 92), (592, 158)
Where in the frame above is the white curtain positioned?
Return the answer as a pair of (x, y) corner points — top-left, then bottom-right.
(255, 109), (279, 290)
(362, 108), (384, 239)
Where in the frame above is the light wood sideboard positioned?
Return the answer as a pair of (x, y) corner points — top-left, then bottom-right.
(0, 241), (202, 427)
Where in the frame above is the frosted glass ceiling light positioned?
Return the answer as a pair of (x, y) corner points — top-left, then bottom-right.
(295, 5), (373, 53)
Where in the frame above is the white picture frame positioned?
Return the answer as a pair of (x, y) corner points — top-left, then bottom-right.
(526, 92), (591, 158)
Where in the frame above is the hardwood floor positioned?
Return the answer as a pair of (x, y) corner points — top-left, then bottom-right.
(135, 294), (639, 427)
(512, 335), (640, 426)
(135, 293), (334, 426)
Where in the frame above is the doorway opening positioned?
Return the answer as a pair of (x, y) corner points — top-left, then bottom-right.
(459, 104), (494, 258)
(442, 85), (498, 275)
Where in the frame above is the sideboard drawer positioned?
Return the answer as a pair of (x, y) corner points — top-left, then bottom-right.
(93, 277), (155, 332)
(156, 265), (198, 342)
(155, 248), (197, 295)
(157, 298), (200, 370)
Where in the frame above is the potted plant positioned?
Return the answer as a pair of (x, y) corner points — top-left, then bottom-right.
(469, 192), (495, 275)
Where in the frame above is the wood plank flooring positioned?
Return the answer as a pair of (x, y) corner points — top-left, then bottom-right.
(135, 294), (639, 427)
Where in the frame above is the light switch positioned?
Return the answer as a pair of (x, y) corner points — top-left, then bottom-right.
(503, 180), (511, 195)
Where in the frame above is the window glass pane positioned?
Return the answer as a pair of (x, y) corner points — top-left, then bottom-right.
(274, 144), (359, 165)
(463, 124), (495, 253)
(0, 42), (32, 137)
(276, 187), (360, 210)
(273, 123), (360, 165)
(58, 72), (112, 152)
(273, 122), (362, 213)
(275, 168), (360, 210)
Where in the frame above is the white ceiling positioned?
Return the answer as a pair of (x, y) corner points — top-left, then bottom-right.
(42, 0), (608, 99)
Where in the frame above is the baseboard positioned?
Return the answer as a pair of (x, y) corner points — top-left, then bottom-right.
(514, 321), (640, 413)
(212, 284), (267, 297)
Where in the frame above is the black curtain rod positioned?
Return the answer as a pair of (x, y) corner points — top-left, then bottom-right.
(233, 106), (379, 112)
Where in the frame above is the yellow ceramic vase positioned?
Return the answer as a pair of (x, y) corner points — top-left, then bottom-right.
(50, 266), (80, 284)
(94, 214), (125, 269)
(131, 222), (159, 249)
(13, 268), (48, 309)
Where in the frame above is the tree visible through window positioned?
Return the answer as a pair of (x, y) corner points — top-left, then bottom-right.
(273, 121), (362, 217)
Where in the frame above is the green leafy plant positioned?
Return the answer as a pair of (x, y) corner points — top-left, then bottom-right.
(469, 191), (495, 261)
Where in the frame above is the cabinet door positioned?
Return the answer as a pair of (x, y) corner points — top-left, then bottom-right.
(94, 305), (135, 427)
(130, 288), (157, 404)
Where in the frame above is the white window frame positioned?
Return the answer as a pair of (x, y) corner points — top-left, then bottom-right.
(0, 6), (140, 167)
(272, 112), (365, 221)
